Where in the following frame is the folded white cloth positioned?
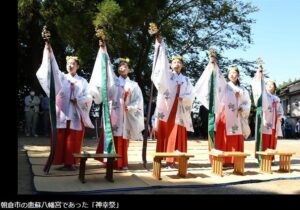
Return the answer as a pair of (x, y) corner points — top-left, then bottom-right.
(265, 148), (276, 153)
(211, 148), (224, 155)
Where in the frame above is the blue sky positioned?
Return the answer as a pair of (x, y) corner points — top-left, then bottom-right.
(224, 0), (300, 85)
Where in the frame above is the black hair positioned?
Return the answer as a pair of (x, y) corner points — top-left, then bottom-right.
(273, 82), (277, 91)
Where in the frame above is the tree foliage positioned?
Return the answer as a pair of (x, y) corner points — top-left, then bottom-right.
(18, 0), (258, 104)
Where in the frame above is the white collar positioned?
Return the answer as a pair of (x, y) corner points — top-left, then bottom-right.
(228, 81), (241, 92)
(266, 91), (279, 101)
(118, 76), (130, 86)
(172, 71), (184, 82)
(67, 73), (79, 83)
(172, 71), (182, 76)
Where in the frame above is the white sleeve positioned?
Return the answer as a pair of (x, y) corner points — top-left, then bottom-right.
(77, 78), (94, 128)
(36, 46), (63, 97)
(239, 87), (251, 119)
(151, 40), (172, 93)
(181, 77), (194, 103)
(193, 64), (212, 109)
(127, 86), (143, 112)
(251, 73), (263, 106)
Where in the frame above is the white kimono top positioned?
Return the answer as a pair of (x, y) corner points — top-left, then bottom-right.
(89, 49), (144, 140)
(252, 74), (283, 136)
(193, 63), (251, 138)
(36, 47), (94, 131)
(151, 40), (194, 132)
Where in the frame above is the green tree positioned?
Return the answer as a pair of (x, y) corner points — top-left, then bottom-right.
(18, 0), (259, 104)
(18, 0), (44, 91)
(92, 0), (258, 97)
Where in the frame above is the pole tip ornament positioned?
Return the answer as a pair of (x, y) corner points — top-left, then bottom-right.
(209, 48), (216, 58)
(95, 27), (105, 41)
(148, 23), (159, 35)
(41, 25), (51, 41)
(256, 57), (264, 67)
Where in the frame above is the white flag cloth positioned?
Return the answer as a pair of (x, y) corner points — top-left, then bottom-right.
(193, 62), (226, 130)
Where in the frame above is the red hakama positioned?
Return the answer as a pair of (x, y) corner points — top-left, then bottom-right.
(209, 110), (244, 164)
(95, 128), (129, 169)
(52, 120), (85, 165)
(156, 86), (187, 164)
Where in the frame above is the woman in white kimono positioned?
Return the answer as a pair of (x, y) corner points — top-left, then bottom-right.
(194, 51), (251, 166)
(89, 40), (144, 170)
(151, 34), (194, 168)
(252, 65), (283, 162)
(36, 42), (94, 171)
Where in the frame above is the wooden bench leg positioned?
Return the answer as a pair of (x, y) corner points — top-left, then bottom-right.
(260, 155), (265, 173)
(105, 158), (114, 182)
(279, 155), (285, 172)
(279, 155), (292, 172)
(79, 157), (87, 183)
(178, 157), (188, 177)
(260, 155), (272, 174)
(212, 156), (224, 176)
(153, 157), (162, 180)
(288, 155), (291, 172)
(233, 157), (245, 175)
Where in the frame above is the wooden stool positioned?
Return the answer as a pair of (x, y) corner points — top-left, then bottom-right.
(258, 152), (274, 174)
(256, 151), (295, 174)
(277, 152), (295, 172)
(152, 152), (194, 180)
(210, 151), (250, 177)
(73, 153), (122, 183)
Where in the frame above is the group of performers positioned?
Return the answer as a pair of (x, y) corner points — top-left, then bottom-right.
(36, 28), (283, 171)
